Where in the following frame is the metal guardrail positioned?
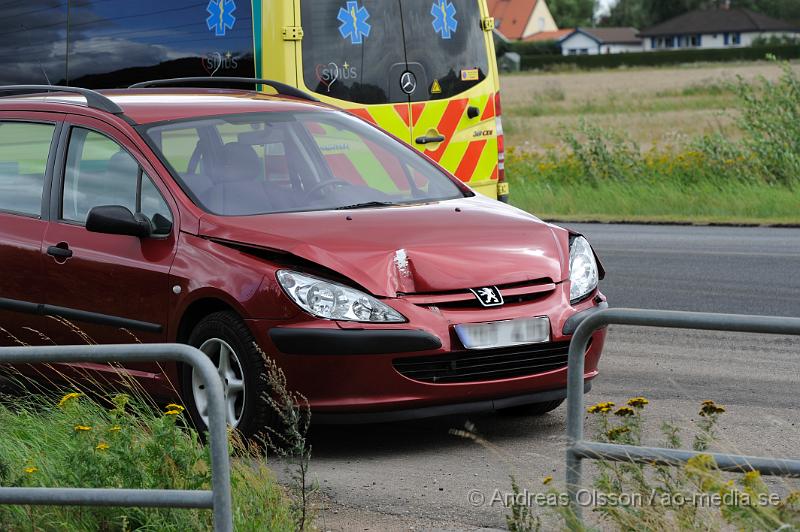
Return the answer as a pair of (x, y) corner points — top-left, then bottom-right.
(566, 308), (800, 522)
(0, 343), (233, 532)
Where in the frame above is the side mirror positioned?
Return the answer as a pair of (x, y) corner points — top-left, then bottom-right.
(86, 205), (152, 238)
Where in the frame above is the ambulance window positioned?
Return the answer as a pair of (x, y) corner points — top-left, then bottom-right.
(64, 0), (255, 88)
(300, 1), (408, 104)
(0, 2), (68, 85)
(401, 0), (489, 100)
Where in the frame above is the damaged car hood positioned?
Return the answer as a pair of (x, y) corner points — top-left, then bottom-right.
(197, 196), (569, 297)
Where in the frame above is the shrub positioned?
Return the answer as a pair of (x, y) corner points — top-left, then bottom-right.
(509, 61), (800, 190)
(506, 398), (800, 530)
(0, 390), (296, 531)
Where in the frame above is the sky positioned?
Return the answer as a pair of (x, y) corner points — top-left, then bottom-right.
(596, 0), (615, 18)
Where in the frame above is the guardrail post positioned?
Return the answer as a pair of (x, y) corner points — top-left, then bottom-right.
(565, 308), (800, 528)
(0, 343), (233, 532)
(565, 311), (600, 521)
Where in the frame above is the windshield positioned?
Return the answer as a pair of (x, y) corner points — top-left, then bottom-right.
(143, 110), (467, 216)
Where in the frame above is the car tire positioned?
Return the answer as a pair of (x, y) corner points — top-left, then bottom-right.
(181, 311), (275, 440)
(498, 399), (564, 417)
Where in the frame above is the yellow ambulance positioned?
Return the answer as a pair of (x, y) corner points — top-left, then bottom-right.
(4, 0), (506, 200)
(254, 0), (507, 201)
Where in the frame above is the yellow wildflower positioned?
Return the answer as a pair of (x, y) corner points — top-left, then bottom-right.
(74, 425), (92, 432)
(700, 400), (726, 417)
(111, 394), (130, 409)
(627, 397), (649, 409)
(96, 442), (110, 451)
(24, 466), (38, 475)
(542, 476), (553, 486)
(607, 426), (631, 440)
(164, 410), (182, 416)
(614, 406), (636, 417)
(58, 392), (82, 408)
(108, 425), (121, 433)
(742, 470), (762, 489)
(587, 401), (615, 414)
(165, 404), (185, 414)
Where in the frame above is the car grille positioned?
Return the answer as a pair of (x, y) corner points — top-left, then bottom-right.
(393, 341), (576, 384)
(397, 279), (557, 310)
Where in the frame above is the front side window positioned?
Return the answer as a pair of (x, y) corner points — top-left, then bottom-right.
(63, 128), (172, 235)
(144, 110), (467, 216)
(0, 122), (55, 217)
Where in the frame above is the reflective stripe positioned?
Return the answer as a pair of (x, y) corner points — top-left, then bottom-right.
(345, 92), (500, 189)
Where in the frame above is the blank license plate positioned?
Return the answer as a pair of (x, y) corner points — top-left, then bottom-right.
(455, 317), (551, 350)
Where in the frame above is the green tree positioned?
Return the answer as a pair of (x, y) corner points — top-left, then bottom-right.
(605, 0), (800, 28)
(548, 0), (598, 27)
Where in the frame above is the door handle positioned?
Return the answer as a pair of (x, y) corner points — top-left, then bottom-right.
(415, 135), (446, 145)
(47, 244), (73, 260)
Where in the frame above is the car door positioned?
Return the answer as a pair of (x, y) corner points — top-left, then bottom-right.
(0, 113), (62, 348)
(41, 115), (178, 382)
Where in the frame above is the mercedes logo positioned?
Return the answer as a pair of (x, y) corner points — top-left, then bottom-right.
(400, 71), (417, 95)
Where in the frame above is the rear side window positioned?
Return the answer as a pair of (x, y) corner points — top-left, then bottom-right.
(0, 122), (55, 217)
(62, 128), (172, 235)
(300, 1), (407, 104)
(0, 1), (254, 87)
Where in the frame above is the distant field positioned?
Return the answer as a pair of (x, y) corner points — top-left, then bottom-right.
(501, 61), (800, 151)
(500, 60), (800, 225)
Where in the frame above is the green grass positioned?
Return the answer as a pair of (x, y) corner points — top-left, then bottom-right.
(505, 61), (800, 225)
(0, 391), (295, 531)
(506, 82), (738, 119)
(508, 175), (800, 225)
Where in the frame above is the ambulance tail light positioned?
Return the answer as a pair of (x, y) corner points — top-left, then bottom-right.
(495, 92), (509, 203)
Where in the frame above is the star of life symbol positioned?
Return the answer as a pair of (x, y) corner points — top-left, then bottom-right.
(207, 0), (236, 37)
(338, 1), (371, 45)
(471, 286), (504, 307)
(431, 0), (458, 39)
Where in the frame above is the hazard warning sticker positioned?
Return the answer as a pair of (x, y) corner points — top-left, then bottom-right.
(431, 79), (442, 94)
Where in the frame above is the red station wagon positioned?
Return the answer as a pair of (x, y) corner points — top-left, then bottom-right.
(0, 82), (606, 438)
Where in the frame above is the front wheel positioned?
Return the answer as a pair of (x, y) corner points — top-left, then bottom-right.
(181, 311), (274, 440)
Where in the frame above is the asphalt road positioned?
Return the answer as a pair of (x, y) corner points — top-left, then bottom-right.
(275, 224), (800, 531)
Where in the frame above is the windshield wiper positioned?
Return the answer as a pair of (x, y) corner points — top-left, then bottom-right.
(335, 201), (396, 210)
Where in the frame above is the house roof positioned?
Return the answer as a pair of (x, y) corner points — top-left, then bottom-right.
(487, 0), (539, 40)
(565, 27), (642, 44)
(524, 29), (573, 42)
(640, 8), (800, 37)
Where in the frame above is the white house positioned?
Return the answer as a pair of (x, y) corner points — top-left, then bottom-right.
(640, 8), (800, 51)
(559, 27), (642, 55)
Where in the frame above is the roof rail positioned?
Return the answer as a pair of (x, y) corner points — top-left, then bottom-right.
(0, 85), (125, 115)
(129, 77), (320, 102)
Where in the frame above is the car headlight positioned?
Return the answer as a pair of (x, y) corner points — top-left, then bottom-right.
(569, 236), (599, 303)
(276, 270), (406, 323)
